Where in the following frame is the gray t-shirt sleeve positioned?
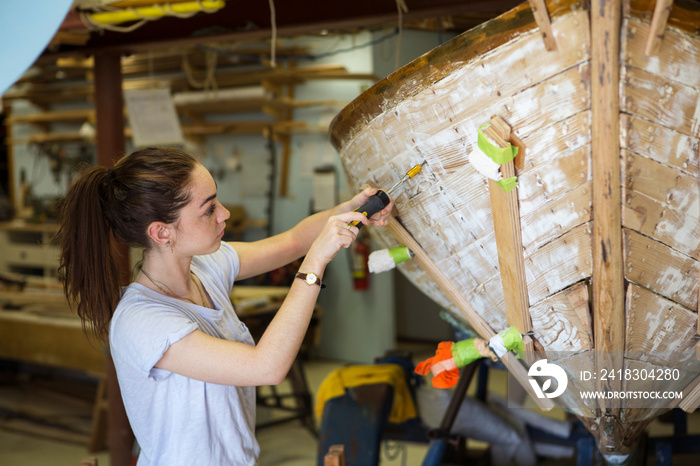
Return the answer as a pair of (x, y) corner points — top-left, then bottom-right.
(111, 299), (198, 380)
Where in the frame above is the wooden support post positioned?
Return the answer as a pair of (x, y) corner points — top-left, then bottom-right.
(485, 116), (532, 346)
(386, 216), (555, 410)
(644, 0), (674, 56)
(591, 0), (624, 419)
(93, 51), (134, 466)
(88, 376), (109, 452)
(279, 61), (296, 197)
(528, 0), (558, 51)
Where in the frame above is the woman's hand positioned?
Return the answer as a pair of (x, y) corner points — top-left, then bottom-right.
(302, 211), (369, 272)
(346, 186), (396, 227)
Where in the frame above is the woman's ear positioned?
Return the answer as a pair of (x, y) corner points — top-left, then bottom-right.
(146, 222), (172, 248)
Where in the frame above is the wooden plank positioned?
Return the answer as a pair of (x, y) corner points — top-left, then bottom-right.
(528, 0), (558, 51)
(525, 223), (592, 305)
(521, 182), (593, 253)
(465, 273), (510, 331)
(625, 283), (697, 366)
(591, 0), (625, 356)
(620, 114), (699, 178)
(644, 0), (675, 56)
(621, 149), (700, 257)
(622, 187), (700, 259)
(623, 228), (698, 310)
(621, 66), (699, 139)
(591, 0), (623, 417)
(453, 231), (499, 288)
(5, 108), (95, 124)
(0, 311), (105, 376)
(529, 282), (594, 352)
(386, 216), (555, 410)
(484, 117), (532, 336)
(623, 16), (700, 90)
(518, 145), (591, 219)
(4, 64), (374, 102)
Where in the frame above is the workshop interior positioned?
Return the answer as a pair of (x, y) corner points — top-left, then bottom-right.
(1, 0), (700, 465)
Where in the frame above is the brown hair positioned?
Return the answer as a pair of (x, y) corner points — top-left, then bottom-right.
(57, 147), (199, 340)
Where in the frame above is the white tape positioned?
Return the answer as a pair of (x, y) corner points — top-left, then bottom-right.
(468, 145), (502, 181)
(368, 249), (395, 273)
(488, 334), (508, 358)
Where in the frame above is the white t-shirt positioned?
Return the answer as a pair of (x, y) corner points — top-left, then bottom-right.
(110, 242), (259, 466)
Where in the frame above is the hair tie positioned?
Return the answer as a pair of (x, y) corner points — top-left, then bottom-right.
(105, 168), (114, 185)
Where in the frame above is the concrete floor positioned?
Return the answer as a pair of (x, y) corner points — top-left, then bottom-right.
(2, 344), (700, 466)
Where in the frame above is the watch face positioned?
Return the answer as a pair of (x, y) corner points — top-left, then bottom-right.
(305, 273), (317, 285)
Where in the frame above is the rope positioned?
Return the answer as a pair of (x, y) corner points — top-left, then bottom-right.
(268, 0), (277, 68)
(395, 0), (409, 69)
(182, 50), (218, 92)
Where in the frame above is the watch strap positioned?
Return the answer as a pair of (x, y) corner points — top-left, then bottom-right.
(295, 272), (326, 289)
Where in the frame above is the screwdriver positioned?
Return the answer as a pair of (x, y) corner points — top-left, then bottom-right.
(349, 162), (425, 229)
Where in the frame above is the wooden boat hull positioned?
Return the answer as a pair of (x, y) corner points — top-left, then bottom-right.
(330, 0), (700, 458)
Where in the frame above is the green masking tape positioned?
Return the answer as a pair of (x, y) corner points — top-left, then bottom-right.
(451, 338), (482, 367)
(499, 326), (525, 356)
(496, 176), (518, 193)
(477, 123), (518, 165)
(388, 246), (413, 265)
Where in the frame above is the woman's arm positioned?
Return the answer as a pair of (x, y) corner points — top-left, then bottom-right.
(231, 186), (394, 281)
(156, 209), (372, 386)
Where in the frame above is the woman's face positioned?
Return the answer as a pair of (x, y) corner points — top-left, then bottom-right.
(174, 164), (230, 256)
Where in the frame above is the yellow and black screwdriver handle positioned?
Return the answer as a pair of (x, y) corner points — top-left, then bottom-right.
(347, 162), (425, 229)
(349, 190), (391, 230)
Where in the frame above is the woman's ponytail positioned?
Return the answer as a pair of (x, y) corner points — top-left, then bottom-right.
(57, 165), (119, 341)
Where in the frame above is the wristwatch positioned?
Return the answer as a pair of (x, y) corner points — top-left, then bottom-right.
(295, 272), (326, 289)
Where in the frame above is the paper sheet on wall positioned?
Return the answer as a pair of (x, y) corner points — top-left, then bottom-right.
(298, 140), (338, 179)
(125, 88), (184, 147)
(312, 167), (336, 213)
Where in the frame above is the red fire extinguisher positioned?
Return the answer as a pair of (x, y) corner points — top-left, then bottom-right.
(351, 233), (370, 290)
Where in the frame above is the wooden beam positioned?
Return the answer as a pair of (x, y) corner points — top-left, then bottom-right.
(4, 65), (378, 104)
(484, 117), (532, 340)
(386, 216), (554, 410)
(644, 0), (674, 56)
(528, 0), (558, 51)
(591, 0), (624, 355)
(5, 108), (95, 124)
(93, 51), (134, 466)
(591, 0), (624, 417)
(0, 311), (105, 375)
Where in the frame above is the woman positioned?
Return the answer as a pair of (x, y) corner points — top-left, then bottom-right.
(57, 147), (394, 465)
